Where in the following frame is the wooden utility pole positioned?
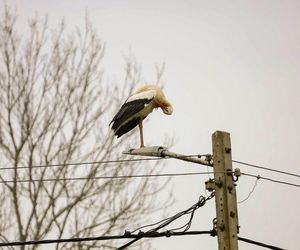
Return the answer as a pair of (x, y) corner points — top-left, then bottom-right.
(123, 132), (239, 249)
(212, 131), (239, 250)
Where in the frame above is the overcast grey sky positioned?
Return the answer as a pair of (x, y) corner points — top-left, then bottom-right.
(6, 0), (300, 249)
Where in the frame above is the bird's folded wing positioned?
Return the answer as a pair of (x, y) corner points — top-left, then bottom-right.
(110, 90), (156, 131)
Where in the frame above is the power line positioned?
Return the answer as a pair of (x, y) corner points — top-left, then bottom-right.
(2, 169), (300, 189)
(0, 158), (166, 171)
(233, 159), (300, 178)
(242, 172), (300, 188)
(0, 171), (218, 184)
(0, 154), (205, 172)
(0, 231), (285, 249)
(2, 156), (300, 183)
(0, 154), (204, 171)
(136, 193), (215, 234)
(0, 231), (212, 247)
(118, 192), (215, 249)
(238, 175), (260, 204)
(238, 236), (284, 250)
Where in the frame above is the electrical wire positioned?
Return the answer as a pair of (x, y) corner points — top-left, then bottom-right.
(168, 195), (209, 233)
(1, 155), (299, 182)
(2, 168), (299, 189)
(132, 194), (215, 234)
(0, 172), (218, 184)
(233, 160), (300, 178)
(0, 158), (166, 171)
(8, 170), (298, 189)
(118, 192), (215, 249)
(238, 236), (284, 250)
(242, 172), (300, 188)
(0, 231), (211, 247)
(0, 154), (205, 171)
(238, 175), (260, 204)
(0, 231), (284, 249)
(0, 153), (259, 173)
(0, 230), (284, 250)
(130, 216), (175, 234)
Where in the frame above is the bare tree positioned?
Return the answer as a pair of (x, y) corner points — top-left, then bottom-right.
(0, 6), (169, 249)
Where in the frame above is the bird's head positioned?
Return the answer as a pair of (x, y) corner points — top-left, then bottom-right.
(152, 86), (173, 115)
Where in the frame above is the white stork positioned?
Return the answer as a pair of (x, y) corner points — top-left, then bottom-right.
(110, 85), (173, 147)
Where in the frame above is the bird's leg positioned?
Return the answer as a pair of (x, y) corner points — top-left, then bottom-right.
(139, 119), (144, 148)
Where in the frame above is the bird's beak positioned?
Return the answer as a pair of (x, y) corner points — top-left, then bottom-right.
(163, 106), (173, 115)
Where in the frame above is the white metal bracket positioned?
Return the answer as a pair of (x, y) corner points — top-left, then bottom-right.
(123, 146), (212, 167)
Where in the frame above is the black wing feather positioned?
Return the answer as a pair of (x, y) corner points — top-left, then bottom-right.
(110, 98), (152, 137)
(114, 117), (140, 138)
